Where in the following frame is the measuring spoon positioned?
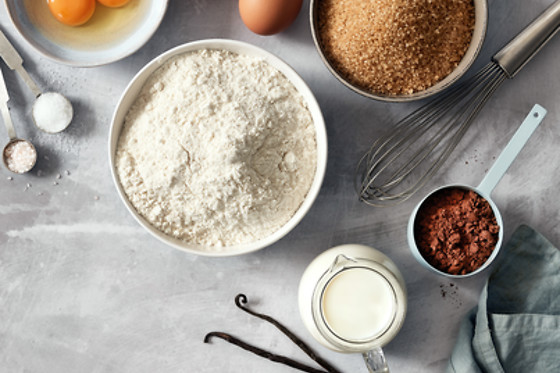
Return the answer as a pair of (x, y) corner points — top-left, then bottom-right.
(0, 29), (73, 133)
(407, 104), (547, 278)
(0, 67), (36, 174)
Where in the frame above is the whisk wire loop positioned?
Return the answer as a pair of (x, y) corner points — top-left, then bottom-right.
(357, 0), (560, 206)
(356, 62), (507, 207)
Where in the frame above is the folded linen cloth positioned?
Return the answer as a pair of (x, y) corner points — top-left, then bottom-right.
(447, 224), (560, 373)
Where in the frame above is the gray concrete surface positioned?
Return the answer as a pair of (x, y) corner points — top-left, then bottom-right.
(1, 0), (560, 372)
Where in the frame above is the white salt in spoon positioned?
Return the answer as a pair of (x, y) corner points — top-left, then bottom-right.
(0, 67), (36, 174)
(32, 92), (73, 133)
(0, 30), (73, 133)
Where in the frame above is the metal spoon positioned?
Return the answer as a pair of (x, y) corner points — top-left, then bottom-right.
(0, 67), (36, 174)
(0, 29), (73, 133)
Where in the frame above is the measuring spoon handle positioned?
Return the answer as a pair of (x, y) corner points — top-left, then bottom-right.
(477, 104), (547, 195)
(0, 67), (16, 140)
(0, 29), (42, 97)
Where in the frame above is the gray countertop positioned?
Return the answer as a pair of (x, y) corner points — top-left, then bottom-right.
(1, 0), (560, 372)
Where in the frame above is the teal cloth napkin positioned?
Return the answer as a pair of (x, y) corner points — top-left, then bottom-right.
(447, 224), (560, 373)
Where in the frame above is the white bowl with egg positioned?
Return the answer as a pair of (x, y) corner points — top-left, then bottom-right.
(108, 39), (327, 257)
(3, 0), (168, 67)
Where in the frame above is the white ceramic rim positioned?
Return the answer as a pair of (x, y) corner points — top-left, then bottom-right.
(108, 39), (328, 257)
(3, 0), (169, 67)
(407, 184), (504, 278)
(310, 0), (489, 102)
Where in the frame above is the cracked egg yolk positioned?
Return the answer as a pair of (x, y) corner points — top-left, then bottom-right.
(47, 0), (96, 26)
(97, 0), (131, 7)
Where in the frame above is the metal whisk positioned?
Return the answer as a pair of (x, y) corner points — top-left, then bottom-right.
(357, 0), (560, 207)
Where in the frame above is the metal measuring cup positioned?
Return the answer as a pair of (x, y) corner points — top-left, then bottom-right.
(0, 67), (36, 174)
(407, 104), (547, 278)
(0, 30), (73, 133)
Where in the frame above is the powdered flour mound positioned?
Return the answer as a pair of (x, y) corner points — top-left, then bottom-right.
(116, 49), (317, 250)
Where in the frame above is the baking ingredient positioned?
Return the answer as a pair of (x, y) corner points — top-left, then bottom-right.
(205, 294), (342, 373)
(47, 0), (96, 26)
(26, 0), (147, 51)
(116, 49), (317, 249)
(414, 187), (500, 275)
(97, 0), (131, 7)
(317, 0), (475, 95)
(32, 92), (74, 133)
(3, 140), (37, 174)
(321, 268), (395, 341)
(239, 0), (303, 35)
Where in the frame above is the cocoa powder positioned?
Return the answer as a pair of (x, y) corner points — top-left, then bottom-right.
(414, 187), (500, 275)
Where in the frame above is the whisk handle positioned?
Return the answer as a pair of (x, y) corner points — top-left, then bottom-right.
(493, 0), (560, 78)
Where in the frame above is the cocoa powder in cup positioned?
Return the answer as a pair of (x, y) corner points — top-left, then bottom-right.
(414, 187), (500, 275)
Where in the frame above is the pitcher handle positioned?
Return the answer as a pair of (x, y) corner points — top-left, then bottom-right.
(363, 347), (390, 373)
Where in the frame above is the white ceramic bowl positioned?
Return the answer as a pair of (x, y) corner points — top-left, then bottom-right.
(3, 0), (168, 67)
(108, 39), (328, 257)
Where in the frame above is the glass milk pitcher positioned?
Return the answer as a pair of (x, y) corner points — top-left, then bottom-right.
(298, 244), (407, 372)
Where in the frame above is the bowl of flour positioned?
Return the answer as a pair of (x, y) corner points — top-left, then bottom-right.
(109, 39), (327, 256)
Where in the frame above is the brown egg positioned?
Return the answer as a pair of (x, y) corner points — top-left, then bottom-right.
(239, 0), (303, 36)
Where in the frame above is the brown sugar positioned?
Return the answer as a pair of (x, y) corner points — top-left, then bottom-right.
(317, 0), (475, 96)
(414, 187), (500, 275)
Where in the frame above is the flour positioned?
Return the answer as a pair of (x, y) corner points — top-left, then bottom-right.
(116, 49), (317, 250)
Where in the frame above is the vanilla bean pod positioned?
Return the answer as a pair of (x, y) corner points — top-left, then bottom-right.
(234, 294), (341, 373)
(204, 332), (329, 373)
(203, 294), (343, 373)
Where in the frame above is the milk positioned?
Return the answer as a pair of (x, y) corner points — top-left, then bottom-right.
(321, 268), (395, 341)
(298, 244), (407, 354)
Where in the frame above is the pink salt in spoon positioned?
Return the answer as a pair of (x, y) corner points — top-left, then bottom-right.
(0, 66), (36, 174)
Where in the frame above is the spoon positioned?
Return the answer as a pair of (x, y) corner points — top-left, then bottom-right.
(0, 29), (73, 133)
(0, 67), (36, 174)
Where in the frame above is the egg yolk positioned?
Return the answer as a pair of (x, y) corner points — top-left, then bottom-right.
(97, 0), (131, 7)
(47, 0), (96, 27)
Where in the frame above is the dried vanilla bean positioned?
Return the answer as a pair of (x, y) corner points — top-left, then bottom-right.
(204, 332), (329, 373)
(234, 294), (341, 373)
(204, 294), (342, 373)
